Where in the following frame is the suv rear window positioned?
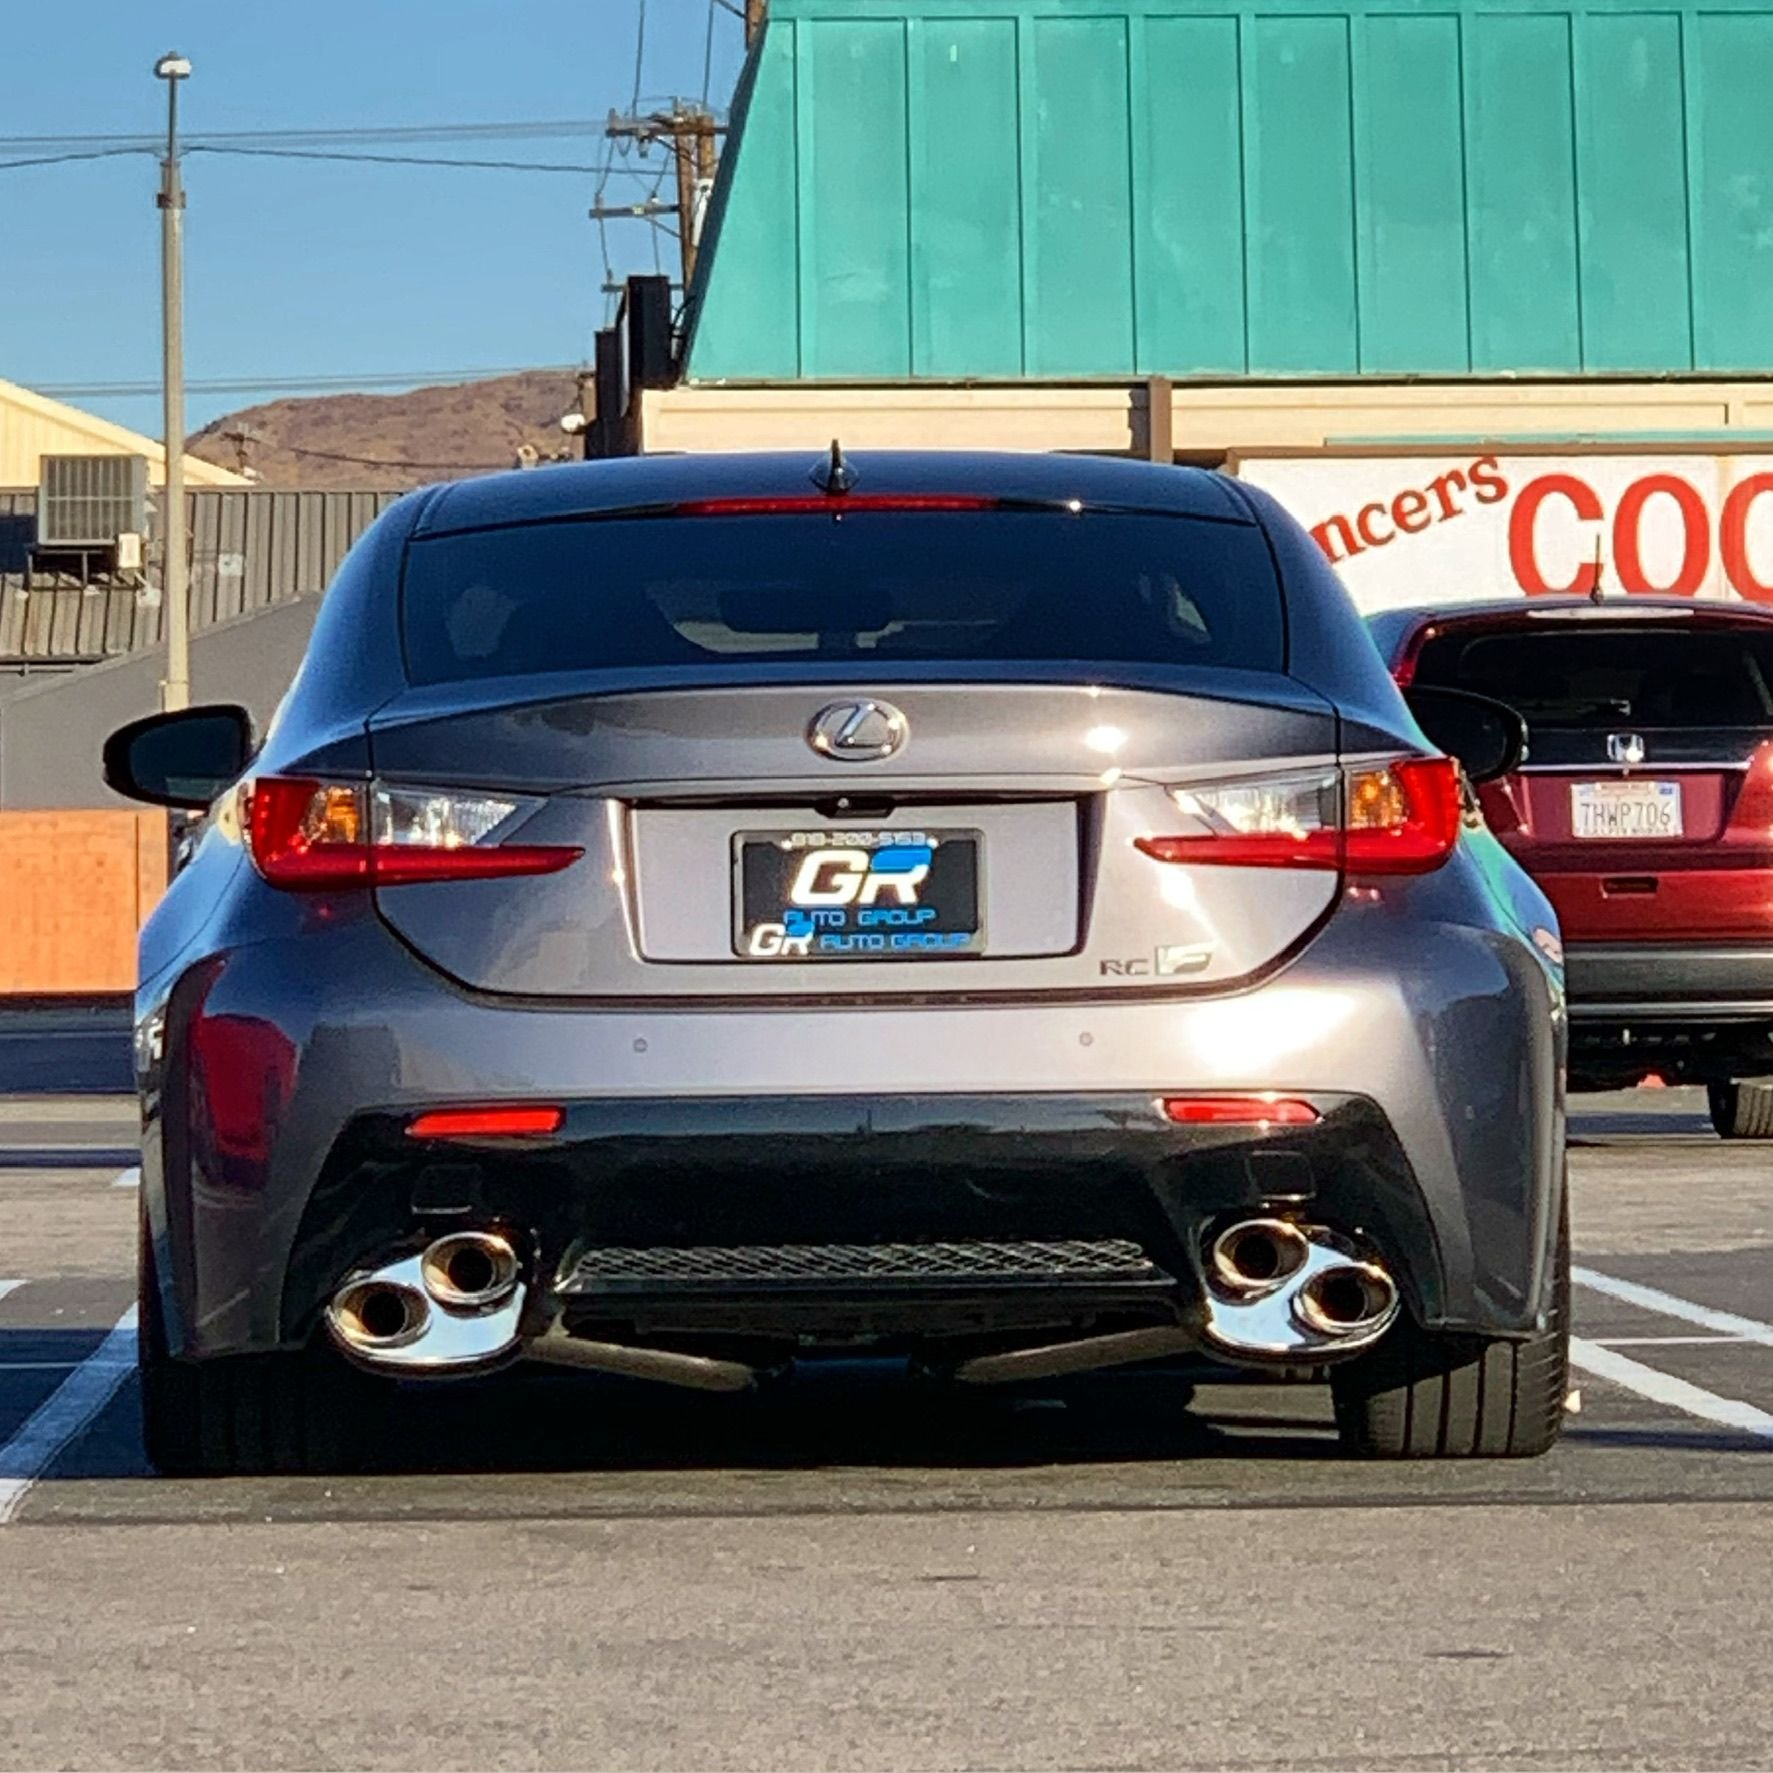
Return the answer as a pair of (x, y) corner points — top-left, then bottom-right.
(400, 511), (1283, 685)
(1412, 625), (1773, 729)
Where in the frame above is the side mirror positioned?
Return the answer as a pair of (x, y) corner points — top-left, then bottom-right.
(1402, 686), (1526, 786)
(102, 704), (254, 809)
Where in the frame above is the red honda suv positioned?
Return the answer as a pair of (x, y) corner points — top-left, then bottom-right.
(1370, 598), (1773, 1138)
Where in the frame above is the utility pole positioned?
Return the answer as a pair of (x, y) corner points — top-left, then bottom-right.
(154, 52), (192, 714)
(604, 104), (723, 291)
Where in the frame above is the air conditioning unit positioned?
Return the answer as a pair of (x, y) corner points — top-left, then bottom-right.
(37, 453), (150, 550)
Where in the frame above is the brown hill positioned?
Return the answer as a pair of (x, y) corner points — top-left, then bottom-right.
(187, 369), (587, 490)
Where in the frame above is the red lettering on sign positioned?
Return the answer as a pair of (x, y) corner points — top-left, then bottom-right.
(1356, 502), (1394, 548)
(1469, 457), (1508, 505)
(1614, 474), (1709, 597)
(1310, 513), (1363, 564)
(1721, 473), (1773, 605)
(1392, 488), (1432, 535)
(1509, 474), (1603, 596)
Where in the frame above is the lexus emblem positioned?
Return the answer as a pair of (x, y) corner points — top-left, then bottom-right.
(1607, 732), (1647, 766)
(807, 699), (907, 762)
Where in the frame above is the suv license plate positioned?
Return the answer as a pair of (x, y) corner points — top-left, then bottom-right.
(735, 829), (982, 960)
(1571, 780), (1683, 840)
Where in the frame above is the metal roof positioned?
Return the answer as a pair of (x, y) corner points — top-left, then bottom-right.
(0, 488), (400, 664)
(686, 0), (1773, 384)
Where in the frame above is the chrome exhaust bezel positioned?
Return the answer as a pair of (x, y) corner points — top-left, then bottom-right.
(420, 1230), (522, 1312)
(328, 1279), (431, 1353)
(1291, 1260), (1399, 1340)
(1208, 1217), (1312, 1298)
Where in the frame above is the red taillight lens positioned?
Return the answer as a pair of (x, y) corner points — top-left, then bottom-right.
(407, 1105), (564, 1140)
(245, 777), (583, 890)
(1161, 1095), (1320, 1127)
(1341, 757), (1463, 874)
(1134, 757), (1462, 877)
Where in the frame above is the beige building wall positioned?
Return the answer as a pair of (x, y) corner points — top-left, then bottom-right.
(640, 379), (1773, 460)
(0, 377), (245, 488)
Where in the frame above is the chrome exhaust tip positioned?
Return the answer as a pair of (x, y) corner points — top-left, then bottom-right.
(1209, 1218), (1310, 1297)
(420, 1231), (520, 1311)
(328, 1278), (430, 1353)
(325, 1235), (529, 1373)
(1200, 1220), (1400, 1361)
(1292, 1261), (1398, 1340)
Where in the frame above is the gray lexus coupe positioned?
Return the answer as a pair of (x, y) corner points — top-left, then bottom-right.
(106, 449), (1568, 1474)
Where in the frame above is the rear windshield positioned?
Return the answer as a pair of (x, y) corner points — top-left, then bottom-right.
(1412, 625), (1773, 729)
(400, 511), (1283, 685)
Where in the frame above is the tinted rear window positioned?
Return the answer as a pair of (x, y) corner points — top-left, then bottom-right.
(400, 511), (1283, 685)
(1413, 626), (1773, 729)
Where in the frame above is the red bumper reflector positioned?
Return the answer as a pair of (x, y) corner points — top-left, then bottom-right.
(407, 1106), (564, 1140)
(1161, 1095), (1320, 1127)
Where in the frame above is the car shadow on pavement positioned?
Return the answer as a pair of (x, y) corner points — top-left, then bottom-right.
(321, 1363), (1348, 1475)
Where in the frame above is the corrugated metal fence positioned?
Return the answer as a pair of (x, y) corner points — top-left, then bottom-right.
(0, 488), (399, 665)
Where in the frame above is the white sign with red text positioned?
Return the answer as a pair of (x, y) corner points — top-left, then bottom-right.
(1234, 451), (1773, 614)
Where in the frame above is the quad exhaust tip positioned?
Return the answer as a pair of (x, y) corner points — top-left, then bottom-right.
(326, 1229), (526, 1370)
(1209, 1218), (1310, 1296)
(1201, 1216), (1400, 1360)
(420, 1231), (520, 1311)
(330, 1278), (430, 1353)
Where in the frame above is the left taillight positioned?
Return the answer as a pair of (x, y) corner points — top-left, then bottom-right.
(244, 777), (583, 890)
(1134, 757), (1463, 877)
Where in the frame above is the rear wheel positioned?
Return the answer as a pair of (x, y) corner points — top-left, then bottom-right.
(1330, 1193), (1569, 1460)
(139, 1217), (369, 1477)
(1707, 1081), (1773, 1140)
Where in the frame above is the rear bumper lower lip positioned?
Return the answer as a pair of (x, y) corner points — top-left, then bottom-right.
(1564, 943), (1773, 1020)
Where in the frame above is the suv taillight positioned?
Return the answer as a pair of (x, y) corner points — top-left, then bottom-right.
(1134, 757), (1462, 876)
(244, 778), (583, 890)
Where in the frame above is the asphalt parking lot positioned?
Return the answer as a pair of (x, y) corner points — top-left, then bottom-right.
(1, 1087), (1769, 1771)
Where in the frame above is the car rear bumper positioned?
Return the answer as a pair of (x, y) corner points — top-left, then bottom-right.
(1565, 943), (1773, 1020)
(138, 881), (1564, 1365)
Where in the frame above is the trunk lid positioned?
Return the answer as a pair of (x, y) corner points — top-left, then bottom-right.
(366, 674), (1343, 999)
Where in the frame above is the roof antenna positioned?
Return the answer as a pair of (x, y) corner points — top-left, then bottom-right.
(1588, 536), (1607, 604)
(810, 438), (857, 496)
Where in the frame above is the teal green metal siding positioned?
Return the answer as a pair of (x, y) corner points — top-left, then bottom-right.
(686, 0), (1773, 382)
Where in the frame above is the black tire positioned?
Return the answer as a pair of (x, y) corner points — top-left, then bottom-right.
(1331, 1193), (1569, 1460)
(139, 1217), (369, 1477)
(1708, 1081), (1773, 1140)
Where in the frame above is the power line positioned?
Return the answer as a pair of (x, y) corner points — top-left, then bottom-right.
(0, 146), (147, 172)
(271, 441), (514, 471)
(187, 144), (645, 176)
(39, 366), (582, 399)
(0, 119), (618, 153)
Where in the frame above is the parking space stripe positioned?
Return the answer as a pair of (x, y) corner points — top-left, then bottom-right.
(0, 1307), (137, 1524)
(111, 1167), (140, 1189)
(1569, 1337), (1773, 1443)
(1573, 1265), (1773, 1347)
(1594, 1335), (1754, 1348)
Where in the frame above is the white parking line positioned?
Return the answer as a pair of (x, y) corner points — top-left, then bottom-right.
(0, 1280), (22, 1304)
(1573, 1265), (1773, 1348)
(1593, 1335), (1754, 1348)
(1569, 1337), (1773, 1443)
(0, 1307), (137, 1524)
(111, 1167), (140, 1190)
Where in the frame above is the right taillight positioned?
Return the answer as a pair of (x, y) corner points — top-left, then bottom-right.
(1135, 756), (1462, 877)
(244, 777), (583, 890)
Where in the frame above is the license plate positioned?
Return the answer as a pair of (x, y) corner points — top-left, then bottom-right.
(734, 828), (982, 960)
(1571, 780), (1683, 840)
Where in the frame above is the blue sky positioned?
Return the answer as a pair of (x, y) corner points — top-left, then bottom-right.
(2, 1), (747, 428)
